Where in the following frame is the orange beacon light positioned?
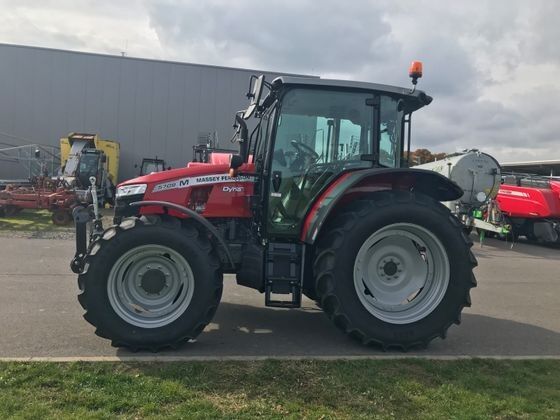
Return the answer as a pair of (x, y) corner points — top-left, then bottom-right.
(409, 61), (423, 85)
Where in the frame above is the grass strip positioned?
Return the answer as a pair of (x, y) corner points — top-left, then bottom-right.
(0, 359), (559, 419)
(0, 210), (62, 231)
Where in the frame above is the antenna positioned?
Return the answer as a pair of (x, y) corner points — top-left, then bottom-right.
(121, 40), (128, 57)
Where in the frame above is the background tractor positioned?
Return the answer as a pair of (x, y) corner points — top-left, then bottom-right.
(135, 158), (168, 176)
(60, 132), (119, 206)
(71, 63), (477, 352)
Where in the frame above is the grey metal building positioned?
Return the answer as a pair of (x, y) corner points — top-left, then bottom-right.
(0, 43), (311, 181)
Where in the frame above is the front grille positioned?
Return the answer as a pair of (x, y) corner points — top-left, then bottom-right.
(113, 194), (144, 223)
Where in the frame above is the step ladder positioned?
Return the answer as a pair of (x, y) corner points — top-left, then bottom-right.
(264, 242), (303, 308)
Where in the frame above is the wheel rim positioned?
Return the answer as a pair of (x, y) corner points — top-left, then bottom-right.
(107, 244), (195, 328)
(353, 223), (450, 324)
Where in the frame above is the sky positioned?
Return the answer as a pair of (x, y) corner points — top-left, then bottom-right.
(0, 0), (559, 162)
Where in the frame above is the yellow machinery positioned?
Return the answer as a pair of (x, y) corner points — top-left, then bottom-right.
(60, 133), (120, 184)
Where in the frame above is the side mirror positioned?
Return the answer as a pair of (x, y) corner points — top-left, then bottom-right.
(101, 155), (107, 163)
(243, 75), (264, 119)
(229, 154), (244, 177)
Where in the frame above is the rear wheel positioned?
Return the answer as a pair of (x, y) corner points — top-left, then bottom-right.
(78, 217), (223, 351)
(314, 191), (477, 350)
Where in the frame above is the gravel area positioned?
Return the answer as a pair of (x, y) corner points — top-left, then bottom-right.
(0, 229), (75, 240)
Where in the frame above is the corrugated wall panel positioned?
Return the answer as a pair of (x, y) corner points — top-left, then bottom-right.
(0, 44), (312, 181)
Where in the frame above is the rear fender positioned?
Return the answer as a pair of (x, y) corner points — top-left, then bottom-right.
(300, 168), (462, 243)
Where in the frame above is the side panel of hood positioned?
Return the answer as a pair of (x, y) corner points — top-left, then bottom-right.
(120, 163), (256, 219)
(118, 163), (233, 187)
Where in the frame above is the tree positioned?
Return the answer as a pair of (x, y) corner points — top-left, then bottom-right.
(403, 149), (447, 166)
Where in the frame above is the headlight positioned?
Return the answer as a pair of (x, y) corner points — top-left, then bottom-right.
(116, 184), (147, 198)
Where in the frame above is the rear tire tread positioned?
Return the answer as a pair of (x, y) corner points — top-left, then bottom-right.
(314, 192), (477, 351)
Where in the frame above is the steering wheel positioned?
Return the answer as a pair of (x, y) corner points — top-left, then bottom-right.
(290, 140), (319, 161)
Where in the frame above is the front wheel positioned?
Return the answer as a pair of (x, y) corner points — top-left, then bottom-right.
(314, 191), (477, 350)
(52, 209), (72, 225)
(78, 218), (223, 351)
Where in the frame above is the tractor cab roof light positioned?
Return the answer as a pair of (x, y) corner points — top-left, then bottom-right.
(409, 61), (423, 93)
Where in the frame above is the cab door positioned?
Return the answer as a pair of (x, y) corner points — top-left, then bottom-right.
(265, 88), (376, 240)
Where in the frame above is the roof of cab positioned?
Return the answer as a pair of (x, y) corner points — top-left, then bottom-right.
(271, 76), (432, 111)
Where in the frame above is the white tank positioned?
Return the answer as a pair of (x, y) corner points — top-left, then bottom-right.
(416, 150), (501, 206)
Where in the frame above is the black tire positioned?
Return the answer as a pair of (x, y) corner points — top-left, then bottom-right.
(313, 191), (477, 350)
(51, 209), (72, 225)
(77, 217), (223, 351)
(3, 205), (21, 217)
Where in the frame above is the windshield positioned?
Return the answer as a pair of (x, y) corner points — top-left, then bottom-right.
(78, 154), (99, 175)
(141, 161), (164, 174)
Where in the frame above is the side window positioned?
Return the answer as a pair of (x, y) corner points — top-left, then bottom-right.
(338, 120), (363, 161)
(379, 96), (403, 167)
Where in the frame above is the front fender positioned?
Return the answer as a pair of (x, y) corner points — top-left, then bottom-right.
(129, 200), (235, 268)
(300, 168), (462, 243)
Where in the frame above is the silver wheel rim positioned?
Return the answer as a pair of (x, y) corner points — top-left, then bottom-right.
(107, 244), (195, 328)
(353, 223), (450, 324)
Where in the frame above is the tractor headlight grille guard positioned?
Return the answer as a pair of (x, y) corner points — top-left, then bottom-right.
(116, 184), (147, 198)
(114, 193), (144, 222)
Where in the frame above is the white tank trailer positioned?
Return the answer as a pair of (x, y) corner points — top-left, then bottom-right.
(416, 150), (508, 234)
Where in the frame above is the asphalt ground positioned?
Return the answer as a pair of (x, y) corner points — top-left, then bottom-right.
(0, 235), (559, 359)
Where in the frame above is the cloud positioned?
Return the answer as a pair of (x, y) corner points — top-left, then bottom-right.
(146, 0), (396, 75)
(0, 0), (558, 162)
(144, 0), (560, 161)
(0, 0), (162, 57)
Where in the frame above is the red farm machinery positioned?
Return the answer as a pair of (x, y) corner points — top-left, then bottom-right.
(70, 63), (478, 351)
(0, 178), (78, 224)
(497, 175), (560, 243)
(0, 133), (117, 224)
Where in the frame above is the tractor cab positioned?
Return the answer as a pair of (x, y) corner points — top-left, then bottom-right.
(76, 149), (105, 189)
(137, 158), (166, 176)
(232, 74), (433, 239)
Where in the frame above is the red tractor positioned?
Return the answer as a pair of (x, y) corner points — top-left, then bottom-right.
(70, 65), (477, 351)
(497, 175), (560, 243)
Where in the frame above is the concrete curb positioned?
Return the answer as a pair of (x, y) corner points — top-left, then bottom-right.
(1, 355), (560, 362)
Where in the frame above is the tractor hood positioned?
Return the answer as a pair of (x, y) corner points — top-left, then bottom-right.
(115, 157), (255, 221)
(119, 153), (236, 188)
(119, 164), (228, 187)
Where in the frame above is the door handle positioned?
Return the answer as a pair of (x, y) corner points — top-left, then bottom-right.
(272, 171), (282, 192)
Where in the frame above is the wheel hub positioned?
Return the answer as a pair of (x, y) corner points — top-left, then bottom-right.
(380, 259), (399, 277)
(140, 269), (167, 295)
